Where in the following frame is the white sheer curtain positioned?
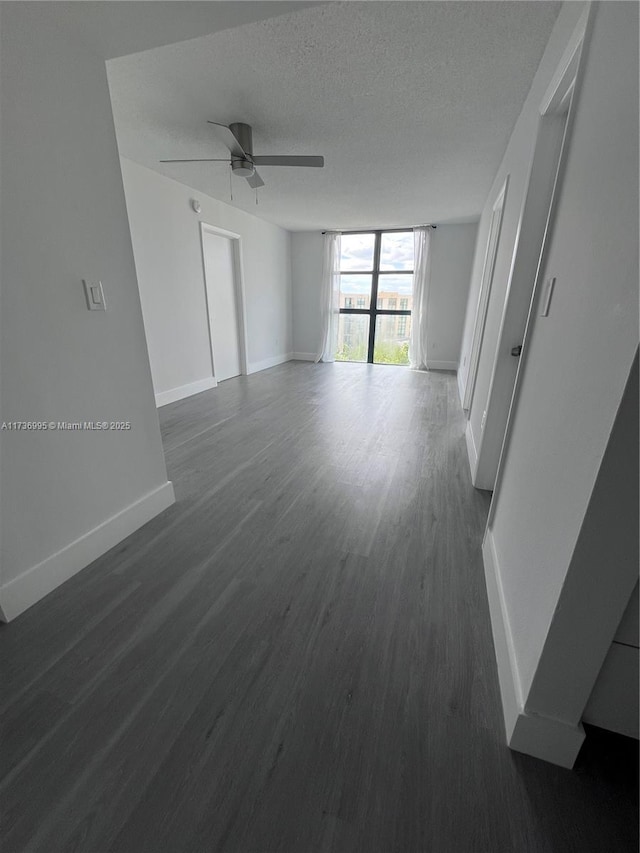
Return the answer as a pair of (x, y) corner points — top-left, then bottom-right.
(409, 226), (432, 370)
(316, 231), (342, 363)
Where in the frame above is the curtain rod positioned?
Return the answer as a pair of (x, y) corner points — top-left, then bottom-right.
(321, 225), (436, 234)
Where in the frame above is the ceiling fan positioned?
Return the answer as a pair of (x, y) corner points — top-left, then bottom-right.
(160, 122), (324, 189)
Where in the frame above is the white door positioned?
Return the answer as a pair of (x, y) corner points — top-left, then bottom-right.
(462, 176), (508, 413)
(202, 230), (242, 382)
(472, 30), (580, 491)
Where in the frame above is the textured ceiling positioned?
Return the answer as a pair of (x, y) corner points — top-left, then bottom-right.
(23, 1), (318, 60)
(107, 1), (561, 231)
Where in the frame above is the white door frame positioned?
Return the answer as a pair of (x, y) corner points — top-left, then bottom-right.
(471, 18), (584, 489)
(485, 3), (591, 527)
(462, 176), (509, 413)
(199, 222), (249, 381)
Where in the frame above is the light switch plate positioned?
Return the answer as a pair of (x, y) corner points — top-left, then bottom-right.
(83, 279), (106, 311)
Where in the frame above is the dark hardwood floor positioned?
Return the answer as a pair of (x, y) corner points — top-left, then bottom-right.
(1, 362), (637, 852)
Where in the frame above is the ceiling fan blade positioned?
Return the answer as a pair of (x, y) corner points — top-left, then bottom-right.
(159, 158), (230, 163)
(207, 121), (247, 159)
(246, 171), (265, 189)
(252, 155), (324, 168)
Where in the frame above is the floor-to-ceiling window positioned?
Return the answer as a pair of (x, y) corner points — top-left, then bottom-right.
(335, 230), (414, 365)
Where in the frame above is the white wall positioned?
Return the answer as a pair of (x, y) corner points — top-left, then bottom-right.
(291, 225), (476, 367)
(534, 352), (639, 737)
(0, 6), (174, 620)
(457, 2), (587, 426)
(426, 224), (477, 370)
(120, 158), (293, 403)
(483, 1), (639, 765)
(291, 232), (324, 360)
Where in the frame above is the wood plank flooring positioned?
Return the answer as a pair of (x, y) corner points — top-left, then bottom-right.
(1, 362), (637, 852)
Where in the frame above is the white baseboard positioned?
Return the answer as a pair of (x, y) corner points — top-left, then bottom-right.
(457, 370), (467, 408)
(472, 434), (496, 492)
(0, 481), (175, 622)
(482, 529), (585, 768)
(465, 420), (479, 481)
(482, 529), (525, 736)
(247, 353), (292, 375)
(427, 360), (458, 371)
(156, 376), (217, 407)
(509, 710), (586, 769)
(291, 352), (316, 362)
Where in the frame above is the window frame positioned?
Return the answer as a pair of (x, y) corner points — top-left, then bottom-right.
(338, 229), (413, 364)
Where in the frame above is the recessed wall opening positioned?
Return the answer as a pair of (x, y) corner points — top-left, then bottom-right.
(336, 230), (414, 365)
(200, 222), (249, 384)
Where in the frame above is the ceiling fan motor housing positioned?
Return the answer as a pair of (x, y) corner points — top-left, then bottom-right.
(229, 122), (254, 175)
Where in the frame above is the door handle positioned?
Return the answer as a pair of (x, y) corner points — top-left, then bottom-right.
(511, 345), (522, 357)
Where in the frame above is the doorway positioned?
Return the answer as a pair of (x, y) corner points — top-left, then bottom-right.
(200, 223), (247, 383)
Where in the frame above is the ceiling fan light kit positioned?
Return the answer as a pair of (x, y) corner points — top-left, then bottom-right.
(160, 121), (324, 190)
